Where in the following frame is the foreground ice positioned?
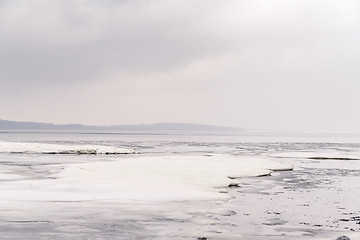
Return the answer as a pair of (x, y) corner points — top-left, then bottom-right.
(0, 155), (291, 203)
(2, 135), (359, 239)
(1, 153), (358, 240)
(0, 141), (134, 154)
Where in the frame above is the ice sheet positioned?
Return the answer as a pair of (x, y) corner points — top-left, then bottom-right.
(0, 155), (292, 203)
(0, 141), (134, 154)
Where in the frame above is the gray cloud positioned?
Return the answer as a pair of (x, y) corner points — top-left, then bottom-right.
(1, 0), (360, 132)
(0, 0), (239, 88)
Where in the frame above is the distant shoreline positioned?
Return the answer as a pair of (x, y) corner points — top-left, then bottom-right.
(0, 119), (245, 133)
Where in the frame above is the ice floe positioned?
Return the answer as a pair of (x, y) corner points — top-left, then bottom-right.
(0, 155), (291, 203)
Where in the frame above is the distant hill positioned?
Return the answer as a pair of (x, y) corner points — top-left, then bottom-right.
(0, 119), (245, 133)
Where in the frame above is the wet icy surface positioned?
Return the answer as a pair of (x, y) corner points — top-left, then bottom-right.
(222, 159), (360, 239)
(1, 132), (360, 239)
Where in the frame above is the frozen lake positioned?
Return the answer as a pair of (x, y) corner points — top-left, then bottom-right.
(0, 131), (360, 239)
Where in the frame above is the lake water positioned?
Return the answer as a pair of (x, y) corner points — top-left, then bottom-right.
(0, 131), (360, 240)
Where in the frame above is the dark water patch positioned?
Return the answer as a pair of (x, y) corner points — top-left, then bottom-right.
(7, 220), (53, 224)
(269, 167), (293, 172)
(308, 157), (360, 161)
(228, 183), (240, 188)
(339, 219), (351, 222)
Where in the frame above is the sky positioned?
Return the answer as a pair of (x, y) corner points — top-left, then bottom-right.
(1, 0), (360, 133)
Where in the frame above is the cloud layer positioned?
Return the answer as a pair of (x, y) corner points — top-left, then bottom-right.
(1, 0), (360, 132)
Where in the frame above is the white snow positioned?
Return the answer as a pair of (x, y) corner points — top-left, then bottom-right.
(0, 155), (291, 203)
(0, 141), (134, 154)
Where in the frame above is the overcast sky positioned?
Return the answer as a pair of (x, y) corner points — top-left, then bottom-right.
(1, 0), (360, 133)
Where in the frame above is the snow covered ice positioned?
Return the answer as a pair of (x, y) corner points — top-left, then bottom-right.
(0, 133), (360, 240)
(0, 141), (134, 154)
(1, 154), (291, 203)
